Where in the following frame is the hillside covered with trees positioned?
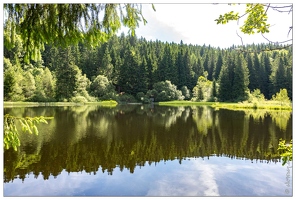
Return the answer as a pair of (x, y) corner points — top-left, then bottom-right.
(4, 32), (292, 104)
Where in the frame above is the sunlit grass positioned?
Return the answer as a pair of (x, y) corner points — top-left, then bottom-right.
(4, 100), (118, 107)
(85, 100), (118, 106)
(158, 100), (292, 111)
(212, 101), (292, 111)
(158, 100), (215, 106)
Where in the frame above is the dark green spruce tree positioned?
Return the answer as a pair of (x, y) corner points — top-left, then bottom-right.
(218, 55), (232, 102)
(118, 45), (141, 95)
(232, 53), (250, 101)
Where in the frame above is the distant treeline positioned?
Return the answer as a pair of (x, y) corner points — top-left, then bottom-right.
(4, 33), (292, 103)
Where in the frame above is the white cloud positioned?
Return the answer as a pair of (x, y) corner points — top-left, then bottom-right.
(121, 3), (293, 48)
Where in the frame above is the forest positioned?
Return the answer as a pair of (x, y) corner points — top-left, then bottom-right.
(4, 31), (293, 104)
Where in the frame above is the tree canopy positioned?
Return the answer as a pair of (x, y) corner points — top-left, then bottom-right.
(4, 3), (155, 62)
(215, 3), (292, 51)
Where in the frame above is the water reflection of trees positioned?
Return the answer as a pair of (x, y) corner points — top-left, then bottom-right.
(4, 105), (292, 183)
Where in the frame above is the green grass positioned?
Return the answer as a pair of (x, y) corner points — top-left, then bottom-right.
(4, 100), (118, 107)
(158, 100), (215, 106)
(158, 100), (292, 111)
(4, 102), (44, 107)
(212, 101), (292, 111)
(85, 100), (118, 106)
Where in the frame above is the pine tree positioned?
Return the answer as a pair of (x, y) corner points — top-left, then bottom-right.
(285, 51), (292, 100)
(55, 63), (79, 101)
(218, 61), (232, 102)
(246, 53), (257, 91)
(213, 52), (223, 81)
(97, 45), (114, 80)
(118, 45), (141, 95)
(260, 53), (272, 99)
(271, 56), (287, 96)
(253, 53), (261, 89)
(54, 47), (78, 101)
(232, 53), (249, 101)
(135, 57), (149, 94)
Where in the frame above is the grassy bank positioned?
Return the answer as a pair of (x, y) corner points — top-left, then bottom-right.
(158, 100), (292, 111)
(158, 101), (215, 106)
(84, 100), (118, 107)
(212, 101), (292, 111)
(4, 100), (118, 108)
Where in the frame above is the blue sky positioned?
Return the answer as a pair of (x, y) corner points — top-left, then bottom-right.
(119, 3), (293, 48)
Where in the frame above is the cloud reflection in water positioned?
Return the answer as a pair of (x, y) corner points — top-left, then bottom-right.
(3, 156), (290, 197)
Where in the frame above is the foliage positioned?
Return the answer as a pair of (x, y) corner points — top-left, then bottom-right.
(117, 93), (137, 103)
(217, 52), (250, 102)
(215, 4), (271, 34)
(232, 53), (250, 101)
(4, 35), (292, 104)
(4, 3), (153, 62)
(136, 92), (150, 104)
(272, 88), (291, 106)
(30, 67), (56, 102)
(4, 114), (53, 151)
(70, 96), (88, 103)
(4, 66), (16, 101)
(192, 75), (213, 102)
(249, 89), (265, 102)
(242, 4), (271, 34)
(180, 86), (191, 100)
(215, 4), (292, 52)
(277, 139), (293, 166)
(149, 80), (184, 102)
(90, 75), (116, 99)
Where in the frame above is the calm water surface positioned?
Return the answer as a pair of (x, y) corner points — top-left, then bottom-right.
(3, 105), (293, 196)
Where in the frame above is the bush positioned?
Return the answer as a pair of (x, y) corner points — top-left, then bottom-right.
(100, 92), (118, 101)
(29, 91), (56, 102)
(70, 96), (88, 103)
(181, 86), (191, 100)
(136, 92), (150, 104)
(248, 89), (265, 102)
(272, 88), (291, 105)
(90, 75), (115, 98)
(192, 76), (213, 102)
(150, 80), (184, 102)
(117, 93), (137, 103)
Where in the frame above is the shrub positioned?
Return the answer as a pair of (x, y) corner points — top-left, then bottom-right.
(90, 75), (115, 98)
(181, 86), (191, 100)
(117, 93), (137, 103)
(248, 89), (265, 102)
(100, 92), (118, 101)
(272, 88), (291, 106)
(70, 96), (88, 103)
(150, 80), (184, 102)
(136, 92), (150, 103)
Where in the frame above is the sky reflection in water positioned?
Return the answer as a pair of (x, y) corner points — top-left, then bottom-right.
(4, 156), (291, 197)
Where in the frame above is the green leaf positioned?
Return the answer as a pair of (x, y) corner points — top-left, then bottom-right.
(33, 125), (39, 135)
(152, 4), (156, 11)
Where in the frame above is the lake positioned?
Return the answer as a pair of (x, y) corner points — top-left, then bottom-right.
(3, 104), (293, 197)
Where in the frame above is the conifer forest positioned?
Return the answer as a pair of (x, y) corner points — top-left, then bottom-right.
(4, 33), (292, 104)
